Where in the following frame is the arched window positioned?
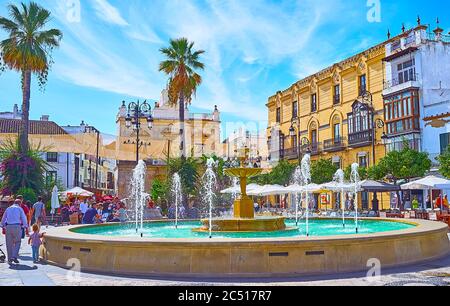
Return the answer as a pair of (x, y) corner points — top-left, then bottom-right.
(332, 115), (341, 143)
(310, 122), (318, 145)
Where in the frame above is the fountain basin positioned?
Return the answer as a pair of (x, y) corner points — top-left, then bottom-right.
(194, 216), (289, 233)
(41, 219), (450, 278)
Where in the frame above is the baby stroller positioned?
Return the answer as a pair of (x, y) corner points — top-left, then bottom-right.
(0, 244), (6, 263)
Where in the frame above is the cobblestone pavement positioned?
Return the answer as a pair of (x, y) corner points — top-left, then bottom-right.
(0, 230), (449, 286)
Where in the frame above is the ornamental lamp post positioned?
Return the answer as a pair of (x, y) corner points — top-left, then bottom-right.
(123, 100), (154, 164)
(289, 117), (301, 165)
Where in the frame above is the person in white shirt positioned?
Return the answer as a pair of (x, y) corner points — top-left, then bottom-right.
(79, 200), (88, 216)
(1, 199), (29, 264)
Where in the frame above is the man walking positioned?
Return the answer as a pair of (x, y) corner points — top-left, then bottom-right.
(32, 196), (46, 226)
(1, 199), (29, 264)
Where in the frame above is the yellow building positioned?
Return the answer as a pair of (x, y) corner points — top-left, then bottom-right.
(266, 39), (390, 210)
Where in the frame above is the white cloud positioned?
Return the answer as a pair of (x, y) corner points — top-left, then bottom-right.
(91, 0), (129, 26)
(42, 0), (351, 124)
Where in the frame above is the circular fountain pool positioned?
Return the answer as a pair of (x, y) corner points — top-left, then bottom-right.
(42, 218), (450, 278)
(72, 219), (415, 239)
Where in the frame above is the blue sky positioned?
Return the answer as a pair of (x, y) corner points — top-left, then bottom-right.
(0, 0), (449, 139)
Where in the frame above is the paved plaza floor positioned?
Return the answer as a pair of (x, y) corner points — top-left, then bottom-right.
(0, 229), (449, 286)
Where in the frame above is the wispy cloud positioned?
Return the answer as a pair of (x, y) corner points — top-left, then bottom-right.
(90, 0), (129, 26)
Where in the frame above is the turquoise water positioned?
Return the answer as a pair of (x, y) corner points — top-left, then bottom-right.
(72, 219), (415, 239)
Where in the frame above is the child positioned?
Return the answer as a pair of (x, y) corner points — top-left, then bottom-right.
(28, 224), (45, 263)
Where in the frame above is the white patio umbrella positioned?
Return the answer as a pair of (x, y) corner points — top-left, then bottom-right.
(60, 187), (94, 198)
(322, 182), (359, 192)
(283, 184), (323, 194)
(402, 176), (450, 211)
(50, 185), (60, 218)
(247, 185), (286, 197)
(401, 176), (450, 190)
(220, 184), (261, 195)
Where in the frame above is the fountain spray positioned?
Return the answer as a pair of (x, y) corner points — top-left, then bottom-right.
(301, 154), (312, 237)
(172, 173), (182, 229)
(292, 166), (303, 226)
(202, 159), (218, 239)
(333, 169), (346, 228)
(351, 163), (361, 234)
(131, 160), (147, 237)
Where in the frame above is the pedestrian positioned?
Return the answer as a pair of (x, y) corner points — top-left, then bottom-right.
(28, 224), (45, 263)
(0, 199), (29, 264)
(79, 198), (88, 218)
(31, 196), (46, 226)
(426, 194), (432, 210)
(82, 203), (100, 225)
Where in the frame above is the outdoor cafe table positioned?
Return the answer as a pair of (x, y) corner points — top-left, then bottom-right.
(416, 211), (430, 220)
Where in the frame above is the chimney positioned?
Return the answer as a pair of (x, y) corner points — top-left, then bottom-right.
(13, 104), (19, 116)
(40, 115), (50, 121)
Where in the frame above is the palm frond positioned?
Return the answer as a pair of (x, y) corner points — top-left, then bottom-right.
(159, 38), (205, 103)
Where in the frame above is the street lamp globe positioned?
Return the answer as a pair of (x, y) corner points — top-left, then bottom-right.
(289, 125), (296, 137)
(147, 116), (154, 129)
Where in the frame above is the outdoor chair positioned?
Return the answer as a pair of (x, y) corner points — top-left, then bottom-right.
(368, 211), (378, 218)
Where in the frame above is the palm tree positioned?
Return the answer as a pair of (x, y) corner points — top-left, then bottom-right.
(0, 2), (62, 154)
(159, 38), (205, 159)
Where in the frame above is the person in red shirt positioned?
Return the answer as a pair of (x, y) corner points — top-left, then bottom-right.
(16, 196), (30, 226)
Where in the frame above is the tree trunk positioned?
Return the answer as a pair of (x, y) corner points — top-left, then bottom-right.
(19, 70), (31, 154)
(179, 94), (186, 159)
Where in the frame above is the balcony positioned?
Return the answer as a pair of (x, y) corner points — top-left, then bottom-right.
(281, 147), (299, 160)
(324, 137), (347, 152)
(383, 73), (420, 96)
(300, 142), (322, 156)
(383, 73), (419, 90)
(348, 130), (373, 148)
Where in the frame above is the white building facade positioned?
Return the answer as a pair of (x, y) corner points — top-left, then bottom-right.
(383, 22), (450, 205)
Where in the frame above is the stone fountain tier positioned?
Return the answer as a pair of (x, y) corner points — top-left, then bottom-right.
(194, 216), (288, 233)
(193, 166), (289, 233)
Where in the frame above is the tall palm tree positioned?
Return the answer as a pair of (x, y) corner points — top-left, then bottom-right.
(0, 2), (62, 154)
(159, 38), (205, 159)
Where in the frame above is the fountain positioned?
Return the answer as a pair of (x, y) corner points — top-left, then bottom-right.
(301, 154), (312, 237)
(171, 173), (182, 229)
(333, 169), (347, 228)
(291, 166), (303, 226)
(195, 147), (287, 232)
(130, 160), (148, 237)
(41, 151), (450, 278)
(231, 177), (239, 202)
(351, 163), (361, 233)
(201, 158), (218, 238)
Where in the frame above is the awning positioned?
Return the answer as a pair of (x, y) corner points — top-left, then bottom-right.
(401, 176), (450, 190)
(360, 180), (401, 192)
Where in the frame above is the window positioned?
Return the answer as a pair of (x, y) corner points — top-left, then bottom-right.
(359, 74), (367, 95)
(348, 103), (372, 135)
(359, 156), (368, 168)
(397, 59), (416, 84)
(441, 133), (450, 153)
(292, 101), (298, 119)
(311, 129), (318, 145)
(292, 135), (298, 148)
(276, 107), (281, 123)
(334, 123), (341, 142)
(384, 90), (420, 135)
(333, 85), (340, 104)
(46, 152), (58, 163)
(279, 132), (285, 152)
(311, 94), (317, 112)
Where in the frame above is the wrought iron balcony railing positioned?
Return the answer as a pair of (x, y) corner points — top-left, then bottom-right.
(323, 137), (347, 152)
(348, 130), (373, 148)
(383, 73), (419, 90)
